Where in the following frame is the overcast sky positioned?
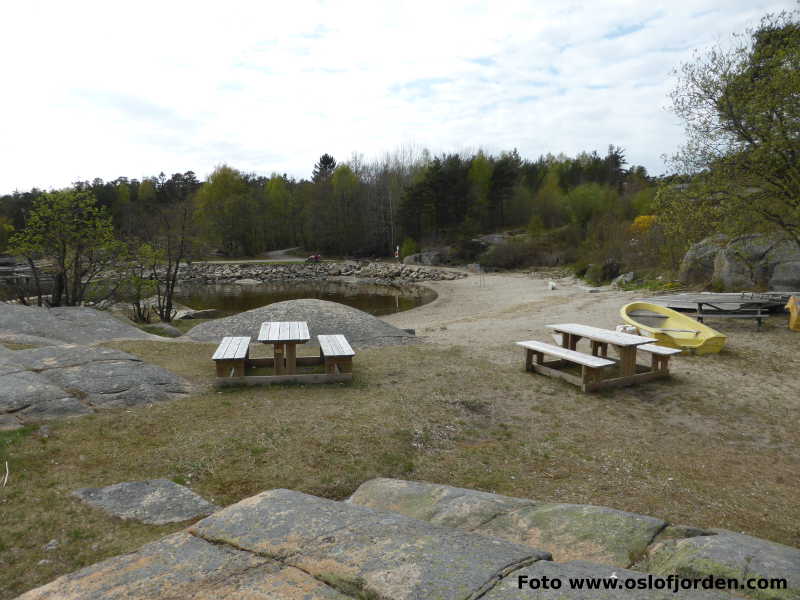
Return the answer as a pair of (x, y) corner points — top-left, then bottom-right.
(0, 0), (793, 194)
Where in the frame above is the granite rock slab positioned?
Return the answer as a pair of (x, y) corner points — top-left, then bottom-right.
(476, 503), (666, 567)
(191, 488), (550, 600)
(73, 479), (218, 525)
(15, 531), (350, 600)
(348, 477), (535, 529)
(349, 478), (666, 567)
(645, 530), (800, 600)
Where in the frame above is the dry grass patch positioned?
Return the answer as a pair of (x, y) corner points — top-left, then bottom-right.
(1, 339), (798, 598)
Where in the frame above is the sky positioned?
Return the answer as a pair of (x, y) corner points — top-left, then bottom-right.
(0, 0), (794, 194)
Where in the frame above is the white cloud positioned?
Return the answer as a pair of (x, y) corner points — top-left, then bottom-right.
(0, 0), (793, 192)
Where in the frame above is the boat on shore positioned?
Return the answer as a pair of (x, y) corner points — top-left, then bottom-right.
(620, 301), (727, 354)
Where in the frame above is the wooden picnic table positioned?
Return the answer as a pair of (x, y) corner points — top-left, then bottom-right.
(257, 321), (310, 375)
(547, 323), (654, 378)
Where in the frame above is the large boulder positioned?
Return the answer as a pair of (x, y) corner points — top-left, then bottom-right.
(0, 304), (154, 346)
(679, 234), (800, 291)
(0, 345), (190, 428)
(186, 298), (415, 347)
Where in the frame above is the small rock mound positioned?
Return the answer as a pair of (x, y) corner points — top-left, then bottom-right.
(186, 299), (415, 347)
(72, 480), (217, 525)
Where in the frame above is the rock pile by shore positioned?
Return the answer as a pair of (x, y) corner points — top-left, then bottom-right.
(177, 261), (466, 285)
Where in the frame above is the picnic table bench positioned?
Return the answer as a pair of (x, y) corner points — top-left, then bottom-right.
(318, 334), (355, 375)
(212, 336), (250, 377)
(517, 340), (615, 392)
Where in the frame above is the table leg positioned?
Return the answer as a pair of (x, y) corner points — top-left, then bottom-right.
(286, 343), (297, 374)
(619, 346), (636, 377)
(274, 343), (284, 375)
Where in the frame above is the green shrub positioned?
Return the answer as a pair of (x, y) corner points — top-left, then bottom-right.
(584, 263), (604, 285)
(399, 237), (418, 260)
(479, 238), (538, 269)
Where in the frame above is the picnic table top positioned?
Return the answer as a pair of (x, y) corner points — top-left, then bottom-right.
(257, 321), (311, 344)
(546, 323), (653, 346)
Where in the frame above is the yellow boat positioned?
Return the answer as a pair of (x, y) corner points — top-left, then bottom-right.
(620, 301), (727, 354)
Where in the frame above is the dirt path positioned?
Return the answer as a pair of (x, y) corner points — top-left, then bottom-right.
(383, 270), (640, 351)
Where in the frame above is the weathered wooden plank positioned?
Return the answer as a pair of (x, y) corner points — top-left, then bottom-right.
(585, 370), (669, 392)
(216, 373), (353, 386)
(319, 334), (355, 357)
(515, 341), (614, 368)
(638, 343), (682, 356)
(212, 336), (250, 360)
(546, 323), (653, 346)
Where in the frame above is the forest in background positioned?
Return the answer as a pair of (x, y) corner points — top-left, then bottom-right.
(0, 144), (662, 267)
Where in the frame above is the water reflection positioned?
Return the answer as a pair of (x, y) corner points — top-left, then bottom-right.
(173, 281), (436, 317)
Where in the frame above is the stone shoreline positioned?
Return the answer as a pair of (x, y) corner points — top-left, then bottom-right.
(177, 261), (467, 285)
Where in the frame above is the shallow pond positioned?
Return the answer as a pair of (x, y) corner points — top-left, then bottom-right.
(173, 280), (436, 317)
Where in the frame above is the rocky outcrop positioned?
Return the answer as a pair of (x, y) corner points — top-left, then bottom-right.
(72, 480), (217, 525)
(348, 479), (800, 599)
(186, 298), (416, 347)
(348, 478), (666, 568)
(177, 261), (466, 285)
(0, 303), (154, 347)
(645, 530), (800, 600)
(0, 345), (190, 429)
(18, 486), (756, 600)
(679, 234), (800, 291)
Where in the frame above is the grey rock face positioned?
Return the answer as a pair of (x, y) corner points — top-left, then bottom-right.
(72, 480), (217, 525)
(0, 304), (154, 346)
(186, 298), (416, 347)
(348, 478), (666, 567)
(679, 235), (729, 285)
(0, 345), (189, 427)
(645, 529), (800, 600)
(679, 234), (800, 290)
(771, 261), (800, 292)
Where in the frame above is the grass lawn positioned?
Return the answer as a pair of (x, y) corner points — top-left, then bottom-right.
(1, 339), (798, 598)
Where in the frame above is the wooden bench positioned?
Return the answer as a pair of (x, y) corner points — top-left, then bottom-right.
(212, 336), (251, 377)
(517, 340), (615, 392)
(637, 343), (682, 373)
(318, 334), (355, 375)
